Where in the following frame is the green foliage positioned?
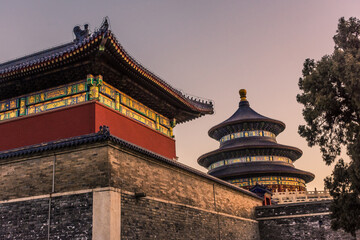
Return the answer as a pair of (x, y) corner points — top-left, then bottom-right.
(324, 159), (360, 236)
(297, 17), (360, 237)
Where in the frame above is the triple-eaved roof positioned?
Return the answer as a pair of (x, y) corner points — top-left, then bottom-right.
(198, 89), (315, 187)
(0, 19), (213, 123)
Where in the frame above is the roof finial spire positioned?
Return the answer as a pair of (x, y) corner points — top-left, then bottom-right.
(239, 89), (247, 101)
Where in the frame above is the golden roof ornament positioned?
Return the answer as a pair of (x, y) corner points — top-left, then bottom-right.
(239, 89), (247, 101)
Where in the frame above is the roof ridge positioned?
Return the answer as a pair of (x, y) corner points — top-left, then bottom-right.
(106, 31), (214, 111)
(0, 42), (74, 68)
(0, 30), (105, 73)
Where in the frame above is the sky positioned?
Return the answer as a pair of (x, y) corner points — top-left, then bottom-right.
(1, 0), (359, 190)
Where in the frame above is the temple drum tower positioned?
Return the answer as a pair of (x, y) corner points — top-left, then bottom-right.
(198, 89), (314, 192)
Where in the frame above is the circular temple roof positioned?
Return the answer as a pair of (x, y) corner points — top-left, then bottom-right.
(197, 138), (303, 167)
(208, 162), (315, 183)
(198, 89), (314, 187)
(209, 90), (285, 140)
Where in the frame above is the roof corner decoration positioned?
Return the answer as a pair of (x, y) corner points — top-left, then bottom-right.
(73, 24), (90, 43)
(98, 17), (110, 33)
(198, 89), (314, 192)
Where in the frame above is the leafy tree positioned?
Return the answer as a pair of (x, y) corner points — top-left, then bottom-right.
(297, 17), (360, 237)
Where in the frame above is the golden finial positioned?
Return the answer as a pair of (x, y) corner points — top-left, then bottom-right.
(239, 89), (247, 101)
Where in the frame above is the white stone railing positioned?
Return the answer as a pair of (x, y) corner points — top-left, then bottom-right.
(272, 188), (332, 204)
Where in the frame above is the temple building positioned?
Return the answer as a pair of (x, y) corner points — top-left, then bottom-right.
(0, 19), (270, 240)
(198, 89), (314, 192)
(0, 19), (352, 240)
(0, 19), (213, 159)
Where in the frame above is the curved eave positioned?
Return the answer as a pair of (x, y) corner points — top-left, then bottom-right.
(197, 143), (303, 167)
(208, 162), (315, 183)
(103, 32), (214, 122)
(0, 32), (103, 81)
(209, 118), (285, 140)
(0, 30), (214, 123)
(208, 100), (285, 140)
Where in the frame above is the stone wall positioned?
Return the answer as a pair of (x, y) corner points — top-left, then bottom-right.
(0, 143), (109, 201)
(0, 141), (263, 239)
(50, 193), (93, 239)
(109, 146), (260, 220)
(110, 144), (262, 239)
(256, 201), (358, 240)
(0, 192), (92, 240)
(121, 192), (259, 240)
(0, 154), (53, 200)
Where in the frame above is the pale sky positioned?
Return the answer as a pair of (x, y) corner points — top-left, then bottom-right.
(1, 1), (359, 190)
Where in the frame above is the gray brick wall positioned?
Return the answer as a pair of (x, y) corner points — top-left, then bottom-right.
(0, 144), (109, 201)
(121, 193), (259, 240)
(0, 193), (92, 240)
(0, 198), (49, 240)
(256, 201), (358, 240)
(109, 147), (261, 220)
(1, 142), (262, 239)
(50, 193), (93, 239)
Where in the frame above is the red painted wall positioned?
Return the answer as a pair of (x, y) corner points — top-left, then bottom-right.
(0, 103), (95, 151)
(94, 103), (176, 159)
(0, 102), (176, 159)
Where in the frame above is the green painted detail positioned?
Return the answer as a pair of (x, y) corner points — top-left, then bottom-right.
(96, 75), (103, 86)
(19, 98), (27, 116)
(170, 118), (176, 128)
(87, 74), (94, 86)
(0, 98), (19, 113)
(99, 94), (116, 109)
(0, 78), (173, 137)
(26, 81), (87, 106)
(27, 93), (87, 115)
(0, 109), (18, 121)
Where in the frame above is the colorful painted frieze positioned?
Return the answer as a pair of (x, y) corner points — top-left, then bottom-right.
(208, 155), (293, 170)
(27, 93), (87, 115)
(19, 98), (26, 116)
(0, 99), (18, 113)
(0, 109), (18, 121)
(99, 83), (117, 100)
(121, 105), (157, 130)
(0, 77), (173, 137)
(115, 93), (120, 111)
(220, 130), (276, 143)
(27, 81), (87, 105)
(158, 125), (170, 136)
(98, 81), (171, 135)
(120, 94), (157, 121)
(229, 176), (306, 188)
(99, 94), (116, 109)
(210, 161), (225, 169)
(159, 116), (170, 128)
